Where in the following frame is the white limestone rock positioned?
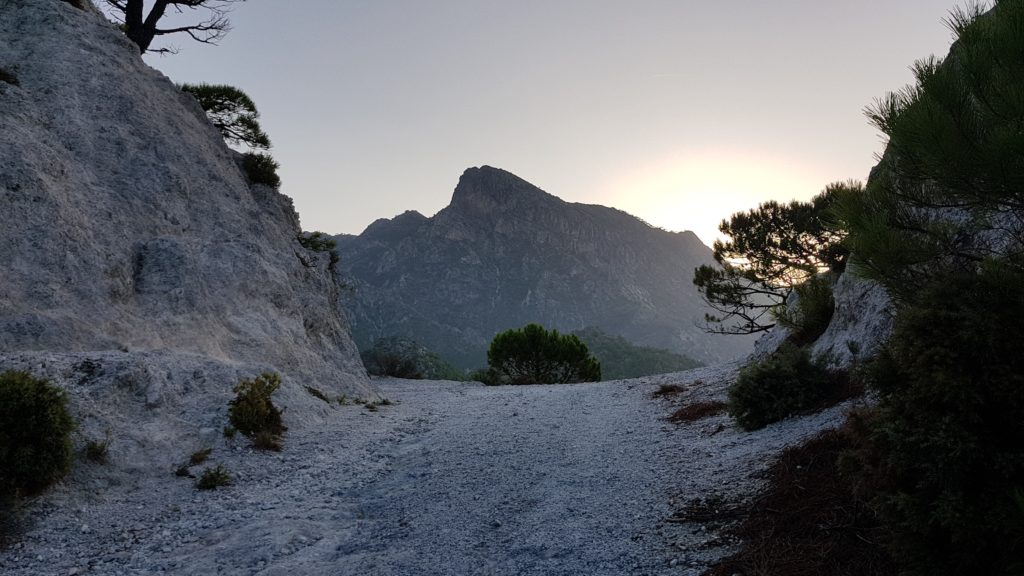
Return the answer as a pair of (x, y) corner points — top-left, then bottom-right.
(0, 0), (373, 470)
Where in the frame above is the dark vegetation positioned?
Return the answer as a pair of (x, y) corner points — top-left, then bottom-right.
(707, 426), (897, 576)
(180, 83), (271, 151)
(0, 67), (19, 86)
(651, 383), (685, 398)
(361, 337), (466, 380)
(727, 345), (857, 431)
(668, 401), (728, 424)
(195, 465), (232, 490)
(99, 0), (245, 54)
(240, 152), (281, 187)
(693, 181), (855, 334)
(228, 372), (285, 451)
(0, 370), (75, 499)
(708, 3), (1024, 574)
(485, 323), (601, 384)
(772, 273), (836, 345)
(572, 327), (701, 380)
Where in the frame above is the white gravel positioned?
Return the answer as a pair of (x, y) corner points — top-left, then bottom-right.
(0, 364), (848, 576)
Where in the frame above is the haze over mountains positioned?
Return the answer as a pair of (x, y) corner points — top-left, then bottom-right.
(335, 166), (755, 369)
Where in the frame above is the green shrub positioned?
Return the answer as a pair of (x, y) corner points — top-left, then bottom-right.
(0, 371), (75, 497)
(727, 344), (832, 431)
(297, 231), (336, 253)
(196, 465), (232, 490)
(228, 372), (285, 449)
(860, 262), (1024, 574)
(486, 323), (601, 384)
(298, 231), (340, 267)
(180, 83), (271, 150)
(241, 152), (281, 187)
(469, 367), (503, 386)
(774, 273), (836, 345)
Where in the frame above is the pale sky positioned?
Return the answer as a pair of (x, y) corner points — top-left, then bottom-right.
(143, 0), (963, 246)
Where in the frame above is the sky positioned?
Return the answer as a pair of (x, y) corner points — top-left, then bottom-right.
(142, 0), (964, 246)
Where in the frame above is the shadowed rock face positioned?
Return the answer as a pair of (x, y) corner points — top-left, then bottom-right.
(0, 0), (373, 455)
(336, 166), (754, 368)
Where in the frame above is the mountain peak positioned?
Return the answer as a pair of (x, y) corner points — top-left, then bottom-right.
(450, 166), (559, 212)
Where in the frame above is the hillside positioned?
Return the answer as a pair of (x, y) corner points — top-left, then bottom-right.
(335, 166), (755, 368)
(0, 0), (373, 474)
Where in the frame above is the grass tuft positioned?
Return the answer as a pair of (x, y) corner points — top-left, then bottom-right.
(651, 383), (685, 398)
(196, 465), (232, 490)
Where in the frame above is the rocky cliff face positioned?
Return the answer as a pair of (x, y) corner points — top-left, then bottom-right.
(336, 166), (754, 368)
(0, 0), (372, 469)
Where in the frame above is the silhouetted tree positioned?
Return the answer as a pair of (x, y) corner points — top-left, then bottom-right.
(100, 0), (245, 54)
(693, 182), (855, 334)
(180, 83), (270, 150)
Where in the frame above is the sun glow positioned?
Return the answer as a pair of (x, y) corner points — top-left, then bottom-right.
(600, 149), (831, 247)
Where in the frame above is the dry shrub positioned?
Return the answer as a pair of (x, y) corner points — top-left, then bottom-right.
(651, 383), (685, 398)
(705, 425), (895, 576)
(668, 401), (728, 423)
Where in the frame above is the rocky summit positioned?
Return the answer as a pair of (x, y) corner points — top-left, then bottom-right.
(335, 166), (755, 368)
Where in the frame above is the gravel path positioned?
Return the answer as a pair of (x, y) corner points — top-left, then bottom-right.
(1, 366), (846, 576)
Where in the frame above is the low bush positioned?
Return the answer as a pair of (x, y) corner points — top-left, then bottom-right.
(651, 383), (685, 398)
(297, 231), (336, 253)
(857, 262), (1024, 575)
(0, 370), (75, 497)
(668, 400), (727, 424)
(469, 367), (503, 386)
(707, 426), (896, 576)
(487, 323), (601, 384)
(727, 345), (832, 431)
(241, 152), (281, 187)
(196, 465), (232, 490)
(228, 372), (285, 450)
(297, 231), (339, 267)
(775, 273), (836, 345)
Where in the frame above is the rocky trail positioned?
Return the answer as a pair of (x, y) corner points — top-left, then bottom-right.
(0, 365), (846, 576)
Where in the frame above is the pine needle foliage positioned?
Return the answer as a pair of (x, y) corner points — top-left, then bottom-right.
(694, 182), (855, 334)
(839, 0), (1024, 301)
(228, 372), (285, 448)
(180, 83), (271, 151)
(834, 3), (1024, 573)
(241, 152), (281, 188)
(487, 324), (601, 384)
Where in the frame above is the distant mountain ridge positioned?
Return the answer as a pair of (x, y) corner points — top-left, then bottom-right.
(335, 166), (753, 368)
